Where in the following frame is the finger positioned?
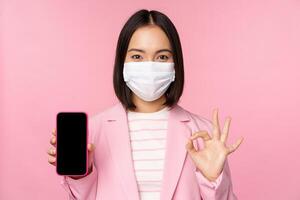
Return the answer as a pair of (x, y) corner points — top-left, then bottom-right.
(47, 147), (56, 156)
(212, 108), (221, 140)
(88, 144), (95, 168)
(185, 138), (197, 154)
(52, 128), (56, 136)
(88, 143), (95, 152)
(190, 131), (211, 142)
(48, 156), (56, 165)
(227, 137), (244, 154)
(221, 116), (231, 143)
(50, 136), (56, 146)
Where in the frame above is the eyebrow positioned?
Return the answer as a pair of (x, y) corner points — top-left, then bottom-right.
(127, 48), (173, 54)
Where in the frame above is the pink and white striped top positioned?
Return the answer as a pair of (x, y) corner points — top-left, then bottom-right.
(126, 106), (170, 200)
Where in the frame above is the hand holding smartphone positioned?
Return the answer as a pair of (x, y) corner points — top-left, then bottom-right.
(47, 129), (95, 180)
(56, 112), (89, 177)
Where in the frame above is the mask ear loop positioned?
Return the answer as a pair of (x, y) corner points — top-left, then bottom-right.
(164, 80), (174, 99)
(171, 73), (175, 82)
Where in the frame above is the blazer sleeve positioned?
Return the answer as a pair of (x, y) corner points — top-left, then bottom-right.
(60, 164), (98, 200)
(189, 112), (238, 200)
(60, 114), (102, 200)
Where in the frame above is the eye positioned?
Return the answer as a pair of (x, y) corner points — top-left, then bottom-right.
(131, 55), (142, 60)
(157, 55), (169, 61)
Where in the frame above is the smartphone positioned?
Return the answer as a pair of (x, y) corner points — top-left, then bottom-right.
(56, 112), (88, 176)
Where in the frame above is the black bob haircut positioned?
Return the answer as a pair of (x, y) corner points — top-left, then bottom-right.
(113, 9), (185, 110)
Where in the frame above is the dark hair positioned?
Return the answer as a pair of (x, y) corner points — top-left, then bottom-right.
(113, 9), (184, 110)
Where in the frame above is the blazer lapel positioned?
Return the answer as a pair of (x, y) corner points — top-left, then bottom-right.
(104, 102), (140, 200)
(160, 104), (191, 200)
(103, 102), (191, 200)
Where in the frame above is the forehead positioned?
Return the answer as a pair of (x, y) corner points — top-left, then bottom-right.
(128, 25), (172, 51)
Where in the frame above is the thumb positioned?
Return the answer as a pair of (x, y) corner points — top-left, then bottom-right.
(88, 143), (95, 152)
(87, 143), (95, 171)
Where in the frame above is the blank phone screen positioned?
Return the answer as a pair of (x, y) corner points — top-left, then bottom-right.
(56, 112), (87, 175)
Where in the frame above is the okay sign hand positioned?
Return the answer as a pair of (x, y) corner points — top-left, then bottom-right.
(185, 108), (244, 182)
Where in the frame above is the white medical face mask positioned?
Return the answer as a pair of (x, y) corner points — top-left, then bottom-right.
(123, 61), (175, 102)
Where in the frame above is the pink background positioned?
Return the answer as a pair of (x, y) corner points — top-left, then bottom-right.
(1, 0), (300, 199)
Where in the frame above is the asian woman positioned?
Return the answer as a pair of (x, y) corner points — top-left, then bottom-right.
(47, 9), (243, 200)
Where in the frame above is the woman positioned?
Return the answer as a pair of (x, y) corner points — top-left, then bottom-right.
(47, 9), (243, 200)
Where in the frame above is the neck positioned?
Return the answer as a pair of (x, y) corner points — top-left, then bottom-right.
(130, 94), (167, 113)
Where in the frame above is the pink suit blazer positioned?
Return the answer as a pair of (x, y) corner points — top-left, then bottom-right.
(61, 102), (238, 200)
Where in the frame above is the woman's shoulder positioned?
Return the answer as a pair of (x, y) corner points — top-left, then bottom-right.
(87, 103), (121, 142)
(176, 104), (214, 133)
(88, 102), (121, 122)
